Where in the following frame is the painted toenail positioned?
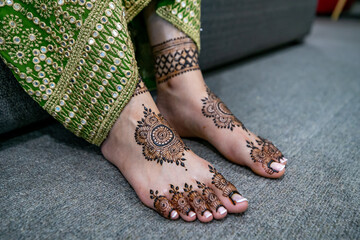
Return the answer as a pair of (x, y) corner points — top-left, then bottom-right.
(170, 210), (178, 219)
(204, 211), (212, 219)
(270, 162), (285, 172)
(218, 206), (227, 215)
(231, 194), (248, 204)
(189, 211), (196, 218)
(280, 158), (287, 164)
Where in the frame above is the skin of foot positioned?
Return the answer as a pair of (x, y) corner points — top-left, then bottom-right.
(144, 3), (287, 179)
(101, 80), (248, 222)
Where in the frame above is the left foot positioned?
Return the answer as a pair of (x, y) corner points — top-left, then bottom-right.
(156, 71), (287, 178)
(143, 3), (286, 178)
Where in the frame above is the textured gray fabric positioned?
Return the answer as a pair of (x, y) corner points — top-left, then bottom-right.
(0, 60), (49, 134)
(199, 0), (318, 70)
(1, 18), (359, 239)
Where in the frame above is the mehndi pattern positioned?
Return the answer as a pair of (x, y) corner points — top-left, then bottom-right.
(152, 36), (200, 84)
(201, 87), (247, 131)
(246, 137), (284, 175)
(169, 184), (191, 216)
(208, 165), (240, 205)
(135, 105), (189, 168)
(150, 189), (175, 219)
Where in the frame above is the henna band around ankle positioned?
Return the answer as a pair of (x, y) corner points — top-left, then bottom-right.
(152, 36), (200, 84)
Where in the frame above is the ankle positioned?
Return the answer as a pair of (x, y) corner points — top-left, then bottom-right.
(101, 93), (153, 166)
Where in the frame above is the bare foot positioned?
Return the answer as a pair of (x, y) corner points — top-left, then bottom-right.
(101, 80), (248, 222)
(143, 3), (287, 179)
(156, 71), (287, 179)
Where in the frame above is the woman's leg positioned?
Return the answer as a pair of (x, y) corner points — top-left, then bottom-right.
(144, 2), (287, 178)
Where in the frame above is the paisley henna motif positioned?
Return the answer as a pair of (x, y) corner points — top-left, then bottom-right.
(135, 105), (189, 168)
(208, 165), (240, 205)
(169, 184), (192, 216)
(152, 36), (200, 84)
(150, 189), (175, 219)
(246, 136), (284, 175)
(201, 87), (247, 131)
(132, 77), (149, 97)
(183, 183), (210, 216)
(196, 181), (223, 212)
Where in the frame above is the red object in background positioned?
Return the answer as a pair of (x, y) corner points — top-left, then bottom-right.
(317, 0), (355, 14)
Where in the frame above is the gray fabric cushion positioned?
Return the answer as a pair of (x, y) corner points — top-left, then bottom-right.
(1, 18), (359, 239)
(0, 60), (49, 135)
(199, 0), (318, 70)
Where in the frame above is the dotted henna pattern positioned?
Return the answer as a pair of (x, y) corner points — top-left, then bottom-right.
(246, 137), (284, 175)
(152, 36), (200, 84)
(135, 105), (189, 168)
(208, 165), (240, 205)
(196, 181), (224, 212)
(169, 184), (192, 216)
(183, 183), (210, 216)
(132, 77), (149, 97)
(150, 190), (175, 219)
(201, 87), (247, 131)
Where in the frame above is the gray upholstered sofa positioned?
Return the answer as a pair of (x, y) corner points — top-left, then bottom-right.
(1, 0), (317, 239)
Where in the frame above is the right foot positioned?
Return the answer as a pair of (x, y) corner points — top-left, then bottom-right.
(101, 80), (248, 222)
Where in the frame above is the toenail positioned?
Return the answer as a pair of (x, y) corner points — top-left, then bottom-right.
(280, 158), (287, 164)
(170, 210), (178, 219)
(270, 162), (285, 172)
(218, 206), (227, 215)
(203, 211), (212, 219)
(189, 211), (196, 218)
(231, 194), (248, 204)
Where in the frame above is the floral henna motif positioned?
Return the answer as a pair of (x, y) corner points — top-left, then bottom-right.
(132, 78), (149, 97)
(208, 165), (240, 205)
(169, 184), (192, 216)
(150, 190), (175, 219)
(246, 137), (284, 175)
(196, 181), (224, 212)
(201, 87), (247, 131)
(183, 183), (210, 216)
(152, 36), (200, 84)
(135, 105), (189, 168)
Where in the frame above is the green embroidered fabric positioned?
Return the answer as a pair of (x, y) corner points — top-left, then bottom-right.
(0, 0), (201, 146)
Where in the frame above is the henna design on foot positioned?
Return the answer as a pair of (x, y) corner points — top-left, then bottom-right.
(150, 189), (176, 219)
(152, 36), (200, 84)
(208, 165), (240, 205)
(169, 184), (192, 216)
(201, 87), (247, 131)
(135, 105), (189, 168)
(132, 78), (149, 97)
(246, 137), (284, 175)
(183, 183), (210, 216)
(196, 181), (224, 212)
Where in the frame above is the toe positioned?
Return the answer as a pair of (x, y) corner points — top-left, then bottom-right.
(212, 190), (248, 214)
(196, 181), (227, 220)
(180, 210), (197, 222)
(280, 157), (288, 165)
(168, 185), (196, 222)
(245, 138), (287, 178)
(183, 183), (213, 222)
(150, 189), (179, 220)
(200, 210), (214, 223)
(207, 165), (248, 213)
(250, 161), (286, 179)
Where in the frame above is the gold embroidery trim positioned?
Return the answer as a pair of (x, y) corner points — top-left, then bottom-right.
(44, 0), (109, 111)
(156, 6), (201, 51)
(124, 0), (152, 23)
